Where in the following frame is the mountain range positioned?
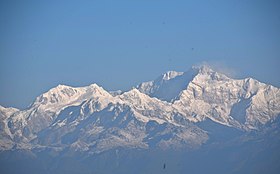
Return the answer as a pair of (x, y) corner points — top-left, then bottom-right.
(0, 65), (280, 174)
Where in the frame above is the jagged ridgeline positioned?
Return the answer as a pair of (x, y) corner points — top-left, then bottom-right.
(1, 65), (280, 174)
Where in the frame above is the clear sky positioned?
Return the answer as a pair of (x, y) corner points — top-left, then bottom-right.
(1, 0), (280, 109)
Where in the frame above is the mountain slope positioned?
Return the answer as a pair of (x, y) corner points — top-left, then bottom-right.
(137, 69), (198, 102)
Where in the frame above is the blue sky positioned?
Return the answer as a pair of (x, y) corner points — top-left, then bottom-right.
(1, 0), (280, 109)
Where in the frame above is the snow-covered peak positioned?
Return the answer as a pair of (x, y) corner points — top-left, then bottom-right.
(0, 105), (19, 117)
(191, 65), (229, 82)
(86, 83), (112, 97)
(161, 71), (184, 81)
(31, 83), (112, 113)
(120, 88), (147, 101)
(56, 84), (70, 88)
(32, 85), (81, 107)
(191, 64), (214, 74)
(119, 88), (166, 111)
(88, 83), (101, 89)
(173, 67), (280, 129)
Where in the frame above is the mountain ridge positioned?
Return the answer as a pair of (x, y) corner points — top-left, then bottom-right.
(0, 65), (279, 153)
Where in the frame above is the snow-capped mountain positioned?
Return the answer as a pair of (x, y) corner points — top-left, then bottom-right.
(0, 65), (279, 153)
(138, 65), (280, 129)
